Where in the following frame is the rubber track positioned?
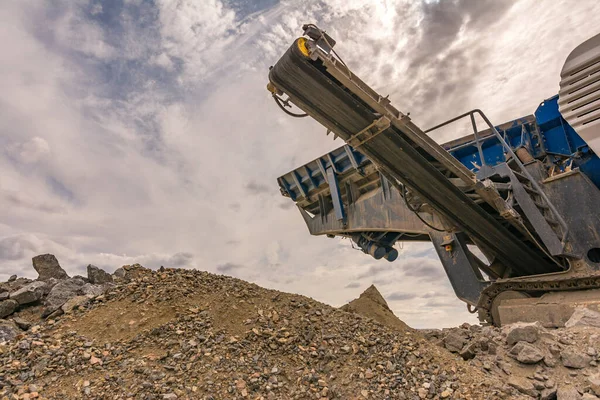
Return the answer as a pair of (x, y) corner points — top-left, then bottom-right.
(477, 273), (600, 324)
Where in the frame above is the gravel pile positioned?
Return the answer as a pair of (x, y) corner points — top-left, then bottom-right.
(424, 312), (600, 399)
(0, 259), (522, 399)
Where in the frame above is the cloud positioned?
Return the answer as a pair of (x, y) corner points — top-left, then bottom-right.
(9, 137), (51, 165)
(278, 201), (294, 210)
(216, 262), (243, 273)
(356, 264), (393, 280)
(424, 299), (464, 309)
(420, 291), (447, 299)
(401, 259), (446, 280)
(0, 236), (39, 261)
(1, 0), (599, 330)
(344, 282), (361, 289)
(386, 292), (418, 301)
(167, 252), (194, 267)
(245, 181), (271, 195)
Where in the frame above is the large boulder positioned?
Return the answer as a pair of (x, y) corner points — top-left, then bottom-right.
(43, 277), (86, 316)
(0, 299), (18, 318)
(9, 281), (47, 305)
(0, 290), (8, 301)
(32, 254), (69, 281)
(443, 330), (468, 353)
(565, 307), (600, 328)
(43, 277), (107, 316)
(509, 341), (544, 364)
(561, 347), (592, 369)
(506, 322), (540, 345)
(82, 283), (106, 297)
(61, 295), (90, 313)
(87, 265), (113, 284)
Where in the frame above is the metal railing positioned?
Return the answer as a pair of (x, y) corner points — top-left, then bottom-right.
(425, 109), (569, 246)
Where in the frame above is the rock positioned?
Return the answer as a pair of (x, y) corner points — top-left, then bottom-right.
(87, 265), (113, 284)
(566, 307), (600, 328)
(32, 254), (69, 281)
(583, 394), (599, 400)
(61, 295), (90, 313)
(557, 385), (581, 400)
(459, 341), (478, 360)
(0, 291), (9, 301)
(0, 319), (20, 343)
(541, 387), (558, 400)
(508, 376), (538, 397)
(12, 317), (32, 330)
(113, 267), (126, 279)
(82, 283), (106, 297)
(43, 277), (86, 315)
(510, 341), (544, 364)
(0, 299), (18, 318)
(588, 375), (600, 396)
(561, 347), (593, 369)
(90, 355), (102, 365)
(506, 322), (540, 345)
(9, 281), (47, 305)
(8, 274), (17, 282)
(40, 278), (59, 295)
(443, 330), (467, 353)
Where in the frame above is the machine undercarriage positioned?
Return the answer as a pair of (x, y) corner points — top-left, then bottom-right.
(268, 25), (600, 326)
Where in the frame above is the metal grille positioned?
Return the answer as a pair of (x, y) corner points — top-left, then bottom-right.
(558, 34), (600, 152)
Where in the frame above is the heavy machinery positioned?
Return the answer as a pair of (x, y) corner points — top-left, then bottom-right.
(267, 25), (600, 326)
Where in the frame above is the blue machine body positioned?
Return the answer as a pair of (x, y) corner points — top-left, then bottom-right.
(444, 95), (600, 189)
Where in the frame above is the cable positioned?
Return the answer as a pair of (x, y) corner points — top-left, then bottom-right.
(272, 95), (308, 118)
(400, 183), (446, 232)
(376, 167), (447, 232)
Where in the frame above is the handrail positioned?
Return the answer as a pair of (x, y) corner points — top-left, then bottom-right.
(425, 109), (569, 246)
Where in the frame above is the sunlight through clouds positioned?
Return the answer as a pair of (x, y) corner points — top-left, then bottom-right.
(1, 0), (599, 327)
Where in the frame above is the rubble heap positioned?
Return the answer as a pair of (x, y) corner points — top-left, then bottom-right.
(0, 255), (114, 343)
(0, 256), (521, 400)
(424, 314), (600, 399)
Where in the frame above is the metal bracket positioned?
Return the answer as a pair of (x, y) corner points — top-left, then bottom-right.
(347, 116), (391, 149)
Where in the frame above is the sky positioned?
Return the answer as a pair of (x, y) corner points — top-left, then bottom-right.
(1, 0), (599, 328)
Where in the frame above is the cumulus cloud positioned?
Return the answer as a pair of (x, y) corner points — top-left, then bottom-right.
(1, 0), (599, 329)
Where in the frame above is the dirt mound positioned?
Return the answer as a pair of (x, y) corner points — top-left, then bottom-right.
(0, 265), (525, 399)
(341, 284), (412, 332)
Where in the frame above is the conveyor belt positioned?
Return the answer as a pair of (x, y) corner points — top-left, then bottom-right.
(269, 38), (559, 276)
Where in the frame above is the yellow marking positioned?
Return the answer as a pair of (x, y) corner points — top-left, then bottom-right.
(297, 37), (310, 57)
